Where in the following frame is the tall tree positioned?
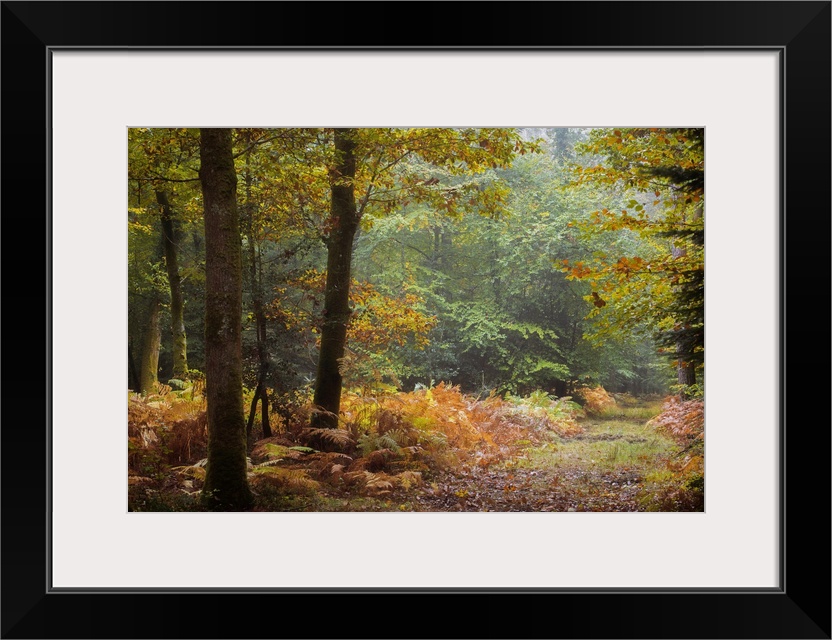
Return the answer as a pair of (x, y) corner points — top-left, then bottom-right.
(127, 203), (166, 394)
(199, 128), (252, 510)
(241, 150), (272, 439)
(310, 128), (532, 430)
(311, 129), (359, 429)
(137, 297), (162, 393)
(155, 190), (188, 379)
(645, 129), (704, 390)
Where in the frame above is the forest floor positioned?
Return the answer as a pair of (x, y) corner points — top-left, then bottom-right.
(252, 400), (684, 513)
(408, 416), (669, 512)
(130, 393), (703, 512)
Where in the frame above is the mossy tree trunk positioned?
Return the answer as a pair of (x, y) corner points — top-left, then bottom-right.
(156, 190), (188, 380)
(312, 128), (358, 430)
(138, 297), (162, 394)
(199, 128), (252, 511)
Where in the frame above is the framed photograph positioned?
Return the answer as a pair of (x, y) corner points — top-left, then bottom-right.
(3, 1), (828, 638)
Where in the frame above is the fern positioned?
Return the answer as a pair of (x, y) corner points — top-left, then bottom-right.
(302, 427), (355, 448)
(363, 472), (394, 492)
(171, 463), (207, 481)
(574, 385), (617, 415)
(249, 466), (320, 491)
(358, 433), (394, 458)
(647, 396), (704, 443)
(387, 427), (418, 448)
(396, 470), (424, 490)
(377, 433), (401, 452)
(256, 459), (287, 468)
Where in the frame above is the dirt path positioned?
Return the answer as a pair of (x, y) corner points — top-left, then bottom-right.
(405, 407), (676, 512)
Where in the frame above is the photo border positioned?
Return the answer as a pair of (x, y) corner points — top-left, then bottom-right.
(2, 2), (829, 637)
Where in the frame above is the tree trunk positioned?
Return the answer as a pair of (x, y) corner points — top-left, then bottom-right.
(312, 128), (358, 430)
(128, 336), (140, 392)
(156, 190), (188, 379)
(138, 297), (161, 394)
(677, 352), (696, 386)
(246, 384), (263, 440)
(243, 157), (271, 439)
(671, 241), (696, 394)
(199, 128), (252, 510)
(677, 334), (697, 397)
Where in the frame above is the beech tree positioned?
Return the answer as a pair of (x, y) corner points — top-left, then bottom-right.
(310, 127), (533, 430)
(137, 297), (162, 393)
(311, 129), (359, 429)
(199, 128), (252, 510)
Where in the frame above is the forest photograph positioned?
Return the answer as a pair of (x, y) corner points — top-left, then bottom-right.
(127, 127), (704, 513)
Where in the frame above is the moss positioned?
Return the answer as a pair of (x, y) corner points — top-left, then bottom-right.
(202, 432), (252, 510)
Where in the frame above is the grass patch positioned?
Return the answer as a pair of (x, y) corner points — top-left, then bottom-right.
(517, 416), (676, 475)
(524, 436), (669, 472)
(594, 401), (664, 422)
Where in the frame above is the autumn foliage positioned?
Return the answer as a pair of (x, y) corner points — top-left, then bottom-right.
(128, 388), (207, 470)
(268, 269), (436, 387)
(647, 396), (704, 444)
(128, 382), (587, 507)
(574, 385), (617, 415)
(640, 395), (704, 511)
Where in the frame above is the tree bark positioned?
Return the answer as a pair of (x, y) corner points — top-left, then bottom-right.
(199, 128), (252, 510)
(676, 346), (696, 386)
(156, 190), (188, 379)
(138, 297), (161, 394)
(312, 128), (358, 430)
(128, 336), (140, 392)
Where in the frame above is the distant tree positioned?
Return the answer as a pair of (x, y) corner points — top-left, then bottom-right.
(126, 199), (166, 394)
(128, 128), (202, 384)
(155, 190), (188, 379)
(240, 147), (271, 439)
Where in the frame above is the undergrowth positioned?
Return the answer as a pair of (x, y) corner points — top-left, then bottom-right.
(127, 383), (701, 512)
(574, 385), (616, 415)
(638, 396), (704, 511)
(128, 383), (585, 511)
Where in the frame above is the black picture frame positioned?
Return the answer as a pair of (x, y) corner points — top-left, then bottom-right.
(2, 2), (829, 638)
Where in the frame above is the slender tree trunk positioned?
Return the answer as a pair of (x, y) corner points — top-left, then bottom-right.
(128, 336), (141, 392)
(138, 297), (162, 394)
(243, 157), (271, 439)
(491, 233), (502, 307)
(312, 128), (358, 430)
(671, 240), (696, 394)
(156, 190), (188, 379)
(200, 128), (252, 510)
(246, 385), (263, 439)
